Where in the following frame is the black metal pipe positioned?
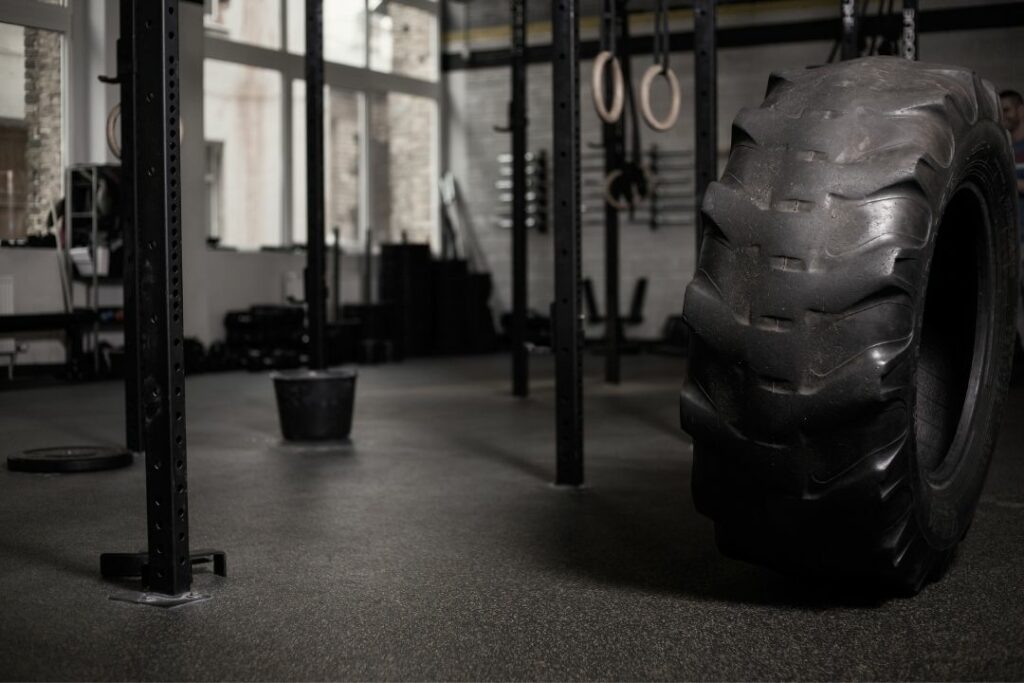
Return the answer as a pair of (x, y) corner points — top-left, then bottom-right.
(510, 0), (529, 398)
(132, 0), (190, 596)
(332, 227), (341, 322)
(693, 0), (717, 261)
(118, 0), (142, 454)
(305, 0), (327, 369)
(444, 3), (1024, 71)
(552, 0), (584, 486)
(362, 228), (373, 305)
(603, 1), (627, 385)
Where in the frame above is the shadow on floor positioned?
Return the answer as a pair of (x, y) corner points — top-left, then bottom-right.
(0, 537), (102, 582)
(587, 390), (686, 439)
(444, 429), (553, 484)
(445, 422), (888, 609)
(530, 476), (893, 609)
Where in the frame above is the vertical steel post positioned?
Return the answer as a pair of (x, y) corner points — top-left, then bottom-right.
(603, 2), (626, 385)
(133, 0), (190, 596)
(510, 0), (529, 397)
(552, 0), (584, 486)
(306, 0), (327, 369)
(5, 171), (12, 237)
(362, 228), (373, 305)
(840, 0), (858, 60)
(90, 169), (100, 375)
(902, 0), (918, 61)
(693, 0), (717, 260)
(119, 0), (143, 454)
(332, 227), (341, 322)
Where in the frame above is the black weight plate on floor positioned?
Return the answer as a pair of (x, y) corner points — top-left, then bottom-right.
(7, 446), (133, 473)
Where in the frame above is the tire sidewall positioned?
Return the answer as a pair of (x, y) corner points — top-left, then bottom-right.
(910, 120), (1019, 550)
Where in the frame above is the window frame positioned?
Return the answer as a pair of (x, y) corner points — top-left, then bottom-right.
(0, 0), (71, 243)
(0, 1), (70, 35)
(203, 0), (442, 252)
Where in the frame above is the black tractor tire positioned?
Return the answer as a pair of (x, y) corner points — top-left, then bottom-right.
(680, 57), (1019, 594)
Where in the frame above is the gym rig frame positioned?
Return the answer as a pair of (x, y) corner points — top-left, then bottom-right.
(89, 0), (1003, 597)
(529, 0), (927, 486)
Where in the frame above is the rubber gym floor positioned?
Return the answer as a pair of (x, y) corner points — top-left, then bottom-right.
(0, 354), (1022, 680)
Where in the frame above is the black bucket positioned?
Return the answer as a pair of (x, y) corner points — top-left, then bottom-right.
(272, 368), (357, 441)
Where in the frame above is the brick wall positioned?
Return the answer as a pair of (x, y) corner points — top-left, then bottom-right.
(391, 4), (437, 81)
(372, 4), (437, 247)
(385, 93), (435, 245)
(329, 90), (360, 244)
(446, 26), (1024, 340)
(23, 28), (62, 237)
(447, 55), (705, 340)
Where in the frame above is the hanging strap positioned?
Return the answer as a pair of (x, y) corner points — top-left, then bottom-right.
(625, 64), (641, 168)
(601, 0), (616, 54)
(653, 0), (670, 74)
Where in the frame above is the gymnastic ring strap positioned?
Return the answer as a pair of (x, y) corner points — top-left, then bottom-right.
(639, 64), (681, 132)
(591, 50), (625, 125)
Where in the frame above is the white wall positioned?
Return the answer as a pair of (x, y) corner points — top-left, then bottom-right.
(0, 249), (66, 364)
(69, 0), (119, 166)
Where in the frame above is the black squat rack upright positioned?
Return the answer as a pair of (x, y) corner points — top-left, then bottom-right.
(509, 0), (529, 397)
(305, 0), (328, 371)
(601, 0), (628, 386)
(547, 0), (923, 487)
(552, 0), (585, 486)
(101, 0), (225, 603)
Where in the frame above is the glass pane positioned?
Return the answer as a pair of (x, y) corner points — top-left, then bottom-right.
(0, 22), (63, 242)
(287, 0), (367, 68)
(369, 4), (438, 81)
(292, 81), (363, 248)
(203, 60), (283, 249)
(204, 0), (282, 50)
(370, 92), (436, 245)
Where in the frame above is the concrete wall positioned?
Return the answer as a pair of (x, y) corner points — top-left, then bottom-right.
(445, 7), (1024, 339)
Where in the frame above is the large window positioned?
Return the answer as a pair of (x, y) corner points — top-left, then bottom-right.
(370, 4), (438, 82)
(286, 0), (367, 68)
(204, 1), (440, 251)
(203, 60), (283, 249)
(0, 21), (63, 242)
(205, 0), (282, 49)
(291, 82), (363, 248)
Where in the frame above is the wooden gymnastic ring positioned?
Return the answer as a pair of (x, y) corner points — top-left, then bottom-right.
(639, 64), (681, 132)
(106, 103), (121, 159)
(591, 51), (625, 124)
